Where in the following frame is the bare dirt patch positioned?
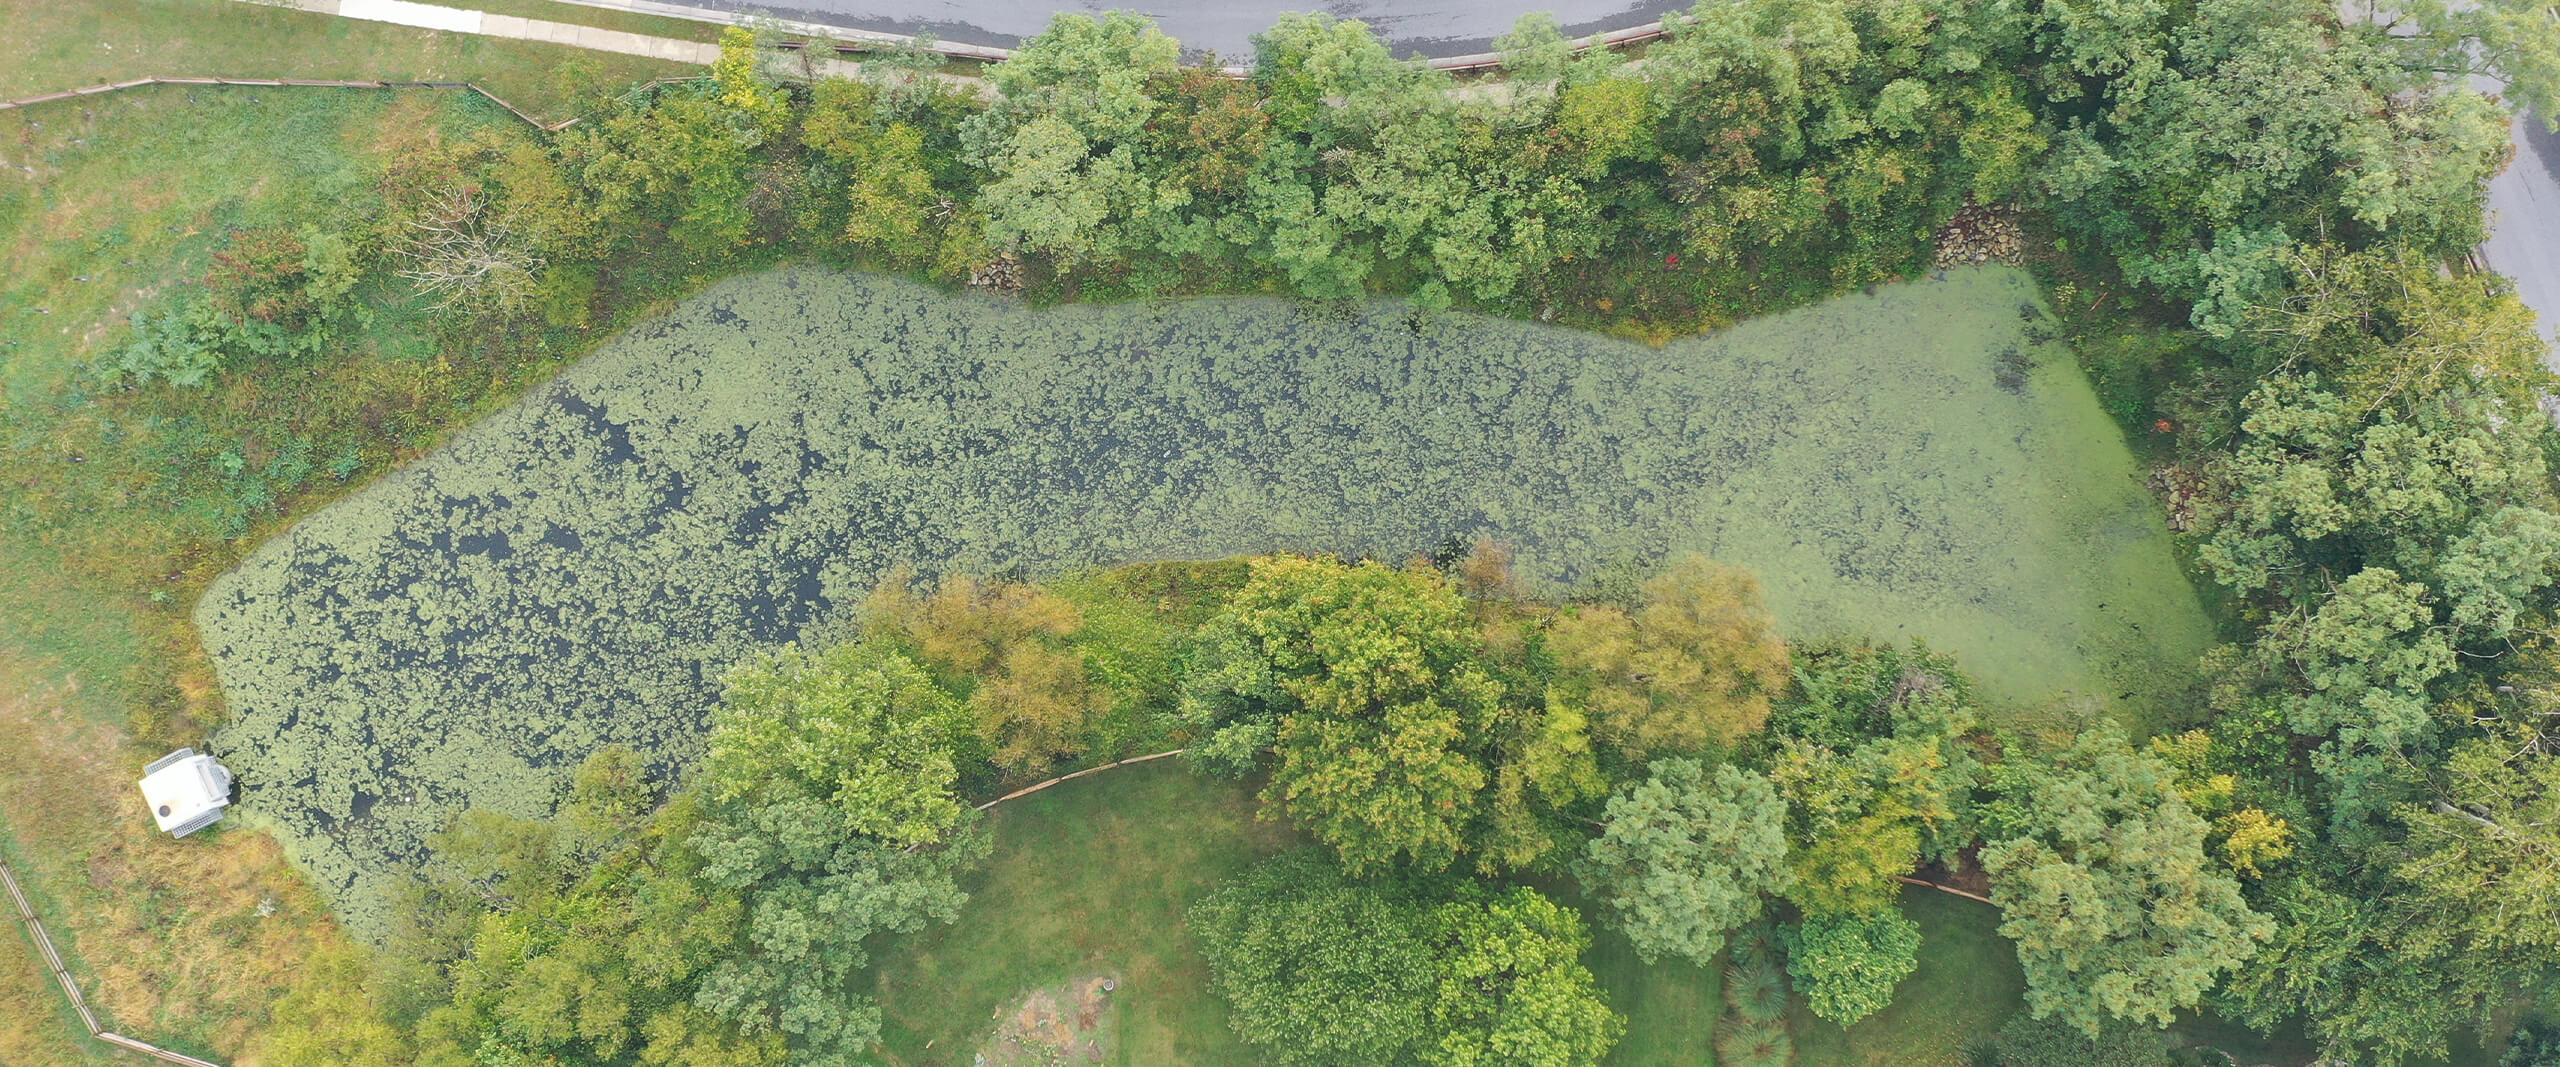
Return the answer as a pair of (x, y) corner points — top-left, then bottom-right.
(977, 974), (1120, 1066)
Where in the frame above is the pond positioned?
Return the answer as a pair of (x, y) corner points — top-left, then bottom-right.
(197, 265), (2210, 936)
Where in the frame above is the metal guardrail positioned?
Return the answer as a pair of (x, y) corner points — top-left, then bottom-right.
(2, 856), (225, 1067)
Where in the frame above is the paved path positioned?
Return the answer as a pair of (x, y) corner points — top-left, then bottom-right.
(2481, 110), (2560, 366)
(545, 0), (1688, 60)
(242, 0), (993, 91)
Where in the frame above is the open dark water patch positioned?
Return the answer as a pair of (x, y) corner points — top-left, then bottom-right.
(198, 266), (2209, 936)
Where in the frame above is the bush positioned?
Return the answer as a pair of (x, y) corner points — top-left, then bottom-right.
(1189, 852), (1622, 1067)
(1715, 1016), (1794, 1067)
(1783, 909), (1923, 1026)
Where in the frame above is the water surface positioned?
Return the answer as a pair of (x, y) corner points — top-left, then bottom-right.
(199, 266), (2209, 935)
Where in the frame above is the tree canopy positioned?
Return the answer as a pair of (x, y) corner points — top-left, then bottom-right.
(1980, 728), (2273, 1035)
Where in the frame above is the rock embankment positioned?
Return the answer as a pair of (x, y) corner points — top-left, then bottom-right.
(1935, 205), (2025, 267)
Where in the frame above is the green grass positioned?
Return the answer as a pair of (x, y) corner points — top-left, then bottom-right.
(459, 0), (729, 43)
(1791, 888), (2025, 1067)
(871, 760), (1298, 1065)
(1581, 907), (1722, 1065)
(0, 83), (603, 1066)
(871, 761), (2034, 1067)
(1, 0), (691, 120)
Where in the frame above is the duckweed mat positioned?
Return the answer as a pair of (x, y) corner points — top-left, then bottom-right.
(199, 265), (2209, 935)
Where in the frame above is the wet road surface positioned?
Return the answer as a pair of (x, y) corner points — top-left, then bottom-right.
(2481, 111), (2560, 363)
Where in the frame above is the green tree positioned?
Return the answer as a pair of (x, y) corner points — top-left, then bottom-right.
(800, 79), (955, 269)
(1980, 727), (2272, 1035)
(864, 574), (1111, 775)
(683, 641), (986, 1064)
(1755, 643), (1979, 918)
(711, 26), (790, 142)
(1423, 885), (1626, 1067)
(1783, 908), (1923, 1026)
(964, 12), (1183, 265)
(1576, 759), (1791, 965)
(1189, 852), (1438, 1065)
(1180, 556), (1501, 873)
(1191, 854), (1622, 1067)
(2383, 739), (2560, 1026)
(2198, 371), (2560, 795)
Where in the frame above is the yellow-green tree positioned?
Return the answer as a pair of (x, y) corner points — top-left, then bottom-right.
(1545, 555), (1790, 759)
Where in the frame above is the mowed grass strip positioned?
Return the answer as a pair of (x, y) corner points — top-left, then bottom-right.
(1, 0), (691, 118)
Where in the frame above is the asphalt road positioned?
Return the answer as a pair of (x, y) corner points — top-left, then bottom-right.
(680, 0), (1692, 59)
(2480, 110), (2560, 363)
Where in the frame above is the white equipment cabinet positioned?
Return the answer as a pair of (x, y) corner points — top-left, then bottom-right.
(137, 748), (233, 838)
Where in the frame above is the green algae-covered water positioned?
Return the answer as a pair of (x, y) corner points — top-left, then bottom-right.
(199, 266), (2209, 935)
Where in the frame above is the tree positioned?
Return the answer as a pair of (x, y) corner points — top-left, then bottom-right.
(1576, 759), (1791, 965)
(696, 641), (970, 844)
(1784, 908), (1922, 1026)
(1545, 555), (1791, 759)
(2386, 740), (2560, 1017)
(1180, 556), (1501, 874)
(2237, 244), (2550, 410)
(711, 26), (790, 142)
(800, 78), (953, 268)
(1423, 885), (1625, 1067)
(2198, 371), (2560, 798)
(864, 574), (1110, 775)
(577, 85), (762, 253)
(681, 641), (986, 1063)
(1188, 852), (1439, 1065)
(1980, 728), (2272, 1035)
(965, 12), (1183, 265)
(1761, 643), (1979, 918)
(393, 185), (543, 315)
(2369, 0), (2560, 122)
(1191, 853), (1623, 1067)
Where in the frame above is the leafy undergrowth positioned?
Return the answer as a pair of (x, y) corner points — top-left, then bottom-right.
(0, 85), (597, 1066)
(0, 657), (343, 1065)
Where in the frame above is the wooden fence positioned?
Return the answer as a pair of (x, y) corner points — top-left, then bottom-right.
(0, 75), (568, 129)
(1, 856), (224, 1067)
(974, 748), (1188, 812)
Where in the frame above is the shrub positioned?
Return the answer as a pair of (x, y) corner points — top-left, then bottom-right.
(1783, 909), (1923, 1026)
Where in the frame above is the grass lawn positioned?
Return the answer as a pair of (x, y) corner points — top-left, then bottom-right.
(2, 0), (692, 120)
(1583, 907), (1722, 1065)
(1792, 888), (2026, 1067)
(871, 763), (2032, 1067)
(871, 760), (1300, 1065)
(0, 80), (620, 1064)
